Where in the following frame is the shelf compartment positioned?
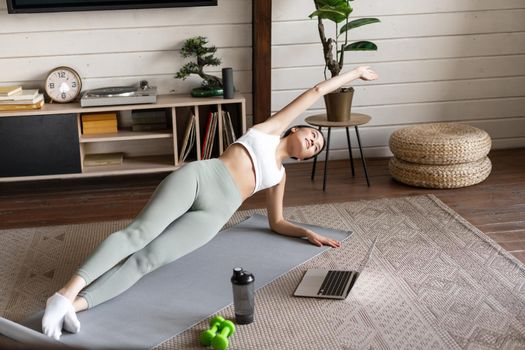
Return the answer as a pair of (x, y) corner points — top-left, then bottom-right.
(80, 129), (173, 143)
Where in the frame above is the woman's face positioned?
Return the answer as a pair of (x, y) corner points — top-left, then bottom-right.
(289, 127), (324, 160)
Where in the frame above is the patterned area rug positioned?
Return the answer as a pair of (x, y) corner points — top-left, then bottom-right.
(1, 195), (524, 349)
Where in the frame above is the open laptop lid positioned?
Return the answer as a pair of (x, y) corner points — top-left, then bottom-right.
(293, 236), (378, 299)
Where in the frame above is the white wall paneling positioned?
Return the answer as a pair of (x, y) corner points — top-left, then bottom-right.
(0, 0), (253, 110)
(273, 1), (525, 161)
(0, 0), (250, 32)
(273, 0), (525, 21)
(1, 0), (524, 163)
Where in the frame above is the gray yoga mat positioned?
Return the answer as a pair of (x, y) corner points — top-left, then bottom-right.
(4, 214), (351, 349)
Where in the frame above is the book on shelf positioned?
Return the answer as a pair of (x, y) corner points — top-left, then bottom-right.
(179, 114), (196, 163)
(82, 126), (118, 135)
(0, 99), (44, 111)
(131, 109), (168, 132)
(84, 152), (124, 167)
(131, 123), (168, 131)
(81, 112), (118, 134)
(0, 89), (38, 101)
(0, 93), (43, 105)
(200, 112), (213, 159)
(220, 110), (237, 151)
(203, 114), (213, 159)
(0, 85), (22, 97)
(131, 110), (167, 125)
(82, 119), (117, 128)
(81, 112), (117, 122)
(202, 112), (219, 160)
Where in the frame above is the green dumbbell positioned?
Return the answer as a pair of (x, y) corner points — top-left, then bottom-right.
(200, 315), (225, 346)
(211, 320), (235, 350)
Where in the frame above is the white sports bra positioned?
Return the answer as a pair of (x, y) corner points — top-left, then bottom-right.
(234, 128), (285, 194)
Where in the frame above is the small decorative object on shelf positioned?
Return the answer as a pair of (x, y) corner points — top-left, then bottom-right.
(175, 36), (226, 98)
(80, 81), (157, 107)
(222, 68), (234, 99)
(45, 66), (82, 103)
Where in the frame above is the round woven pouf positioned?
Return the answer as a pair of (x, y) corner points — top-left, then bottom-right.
(389, 156), (492, 189)
(389, 123), (491, 165)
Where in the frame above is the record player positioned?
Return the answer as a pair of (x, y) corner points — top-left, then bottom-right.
(80, 80), (157, 107)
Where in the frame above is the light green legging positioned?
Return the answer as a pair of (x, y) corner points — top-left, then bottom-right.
(76, 159), (242, 308)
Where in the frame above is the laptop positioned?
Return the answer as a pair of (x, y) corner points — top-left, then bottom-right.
(293, 236), (378, 299)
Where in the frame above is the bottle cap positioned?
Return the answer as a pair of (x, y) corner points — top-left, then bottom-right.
(231, 267), (254, 285)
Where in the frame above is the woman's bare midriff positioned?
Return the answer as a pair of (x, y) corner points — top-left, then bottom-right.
(219, 144), (256, 201)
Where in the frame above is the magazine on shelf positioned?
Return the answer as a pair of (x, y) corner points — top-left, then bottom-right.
(179, 114), (196, 163)
(203, 112), (218, 159)
(200, 112), (213, 160)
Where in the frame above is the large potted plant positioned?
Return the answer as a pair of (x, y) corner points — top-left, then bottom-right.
(309, 0), (380, 121)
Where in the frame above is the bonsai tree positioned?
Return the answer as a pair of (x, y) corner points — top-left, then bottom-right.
(175, 36), (223, 95)
(309, 0), (380, 84)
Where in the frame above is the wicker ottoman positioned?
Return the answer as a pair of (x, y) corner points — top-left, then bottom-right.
(388, 123), (492, 188)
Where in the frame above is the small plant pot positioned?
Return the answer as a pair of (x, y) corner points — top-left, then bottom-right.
(191, 87), (224, 98)
(324, 87), (354, 122)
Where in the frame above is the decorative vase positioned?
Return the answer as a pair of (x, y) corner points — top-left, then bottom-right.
(191, 87), (223, 98)
(324, 87), (354, 122)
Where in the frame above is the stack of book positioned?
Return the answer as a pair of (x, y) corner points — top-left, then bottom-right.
(84, 152), (124, 167)
(0, 86), (44, 111)
(200, 110), (238, 160)
(81, 112), (118, 135)
(178, 110), (237, 162)
(201, 111), (218, 160)
(131, 109), (168, 131)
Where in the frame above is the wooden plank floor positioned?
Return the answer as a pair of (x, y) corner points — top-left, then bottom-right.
(1, 148), (524, 263)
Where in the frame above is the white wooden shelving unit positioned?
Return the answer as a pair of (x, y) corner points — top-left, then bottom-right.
(0, 94), (246, 182)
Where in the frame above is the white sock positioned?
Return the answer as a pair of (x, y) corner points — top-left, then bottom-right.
(42, 293), (81, 340)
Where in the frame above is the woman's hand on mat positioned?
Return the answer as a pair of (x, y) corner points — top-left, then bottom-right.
(306, 231), (341, 248)
(356, 66), (378, 81)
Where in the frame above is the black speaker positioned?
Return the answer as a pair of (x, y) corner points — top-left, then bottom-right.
(222, 67), (234, 99)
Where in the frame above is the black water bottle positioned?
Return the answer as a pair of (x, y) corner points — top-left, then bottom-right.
(231, 267), (255, 324)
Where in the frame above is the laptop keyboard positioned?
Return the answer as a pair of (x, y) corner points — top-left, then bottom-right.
(317, 270), (354, 297)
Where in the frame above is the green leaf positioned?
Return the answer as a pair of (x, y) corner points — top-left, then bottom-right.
(315, 0), (348, 7)
(343, 41), (378, 51)
(309, 5), (352, 23)
(339, 18), (380, 34)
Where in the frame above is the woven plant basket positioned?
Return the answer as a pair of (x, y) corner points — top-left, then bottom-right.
(389, 156), (492, 189)
(389, 123), (491, 165)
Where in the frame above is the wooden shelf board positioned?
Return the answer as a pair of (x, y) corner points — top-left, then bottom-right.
(0, 93), (246, 118)
(80, 129), (173, 143)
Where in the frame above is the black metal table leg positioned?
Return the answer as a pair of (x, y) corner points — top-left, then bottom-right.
(345, 127), (355, 177)
(354, 126), (370, 187)
(311, 126), (322, 181)
(322, 127), (331, 191)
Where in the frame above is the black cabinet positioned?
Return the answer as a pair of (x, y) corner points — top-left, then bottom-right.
(0, 114), (81, 177)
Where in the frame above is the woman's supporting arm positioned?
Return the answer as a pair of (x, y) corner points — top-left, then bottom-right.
(265, 173), (341, 248)
(256, 66), (378, 135)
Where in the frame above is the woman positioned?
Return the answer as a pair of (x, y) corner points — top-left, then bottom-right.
(42, 66), (378, 340)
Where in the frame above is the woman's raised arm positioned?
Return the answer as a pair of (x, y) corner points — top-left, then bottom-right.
(255, 66), (378, 135)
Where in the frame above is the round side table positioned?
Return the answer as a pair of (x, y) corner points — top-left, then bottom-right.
(305, 113), (371, 191)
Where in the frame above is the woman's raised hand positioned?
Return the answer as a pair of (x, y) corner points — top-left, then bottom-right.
(356, 66), (378, 81)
